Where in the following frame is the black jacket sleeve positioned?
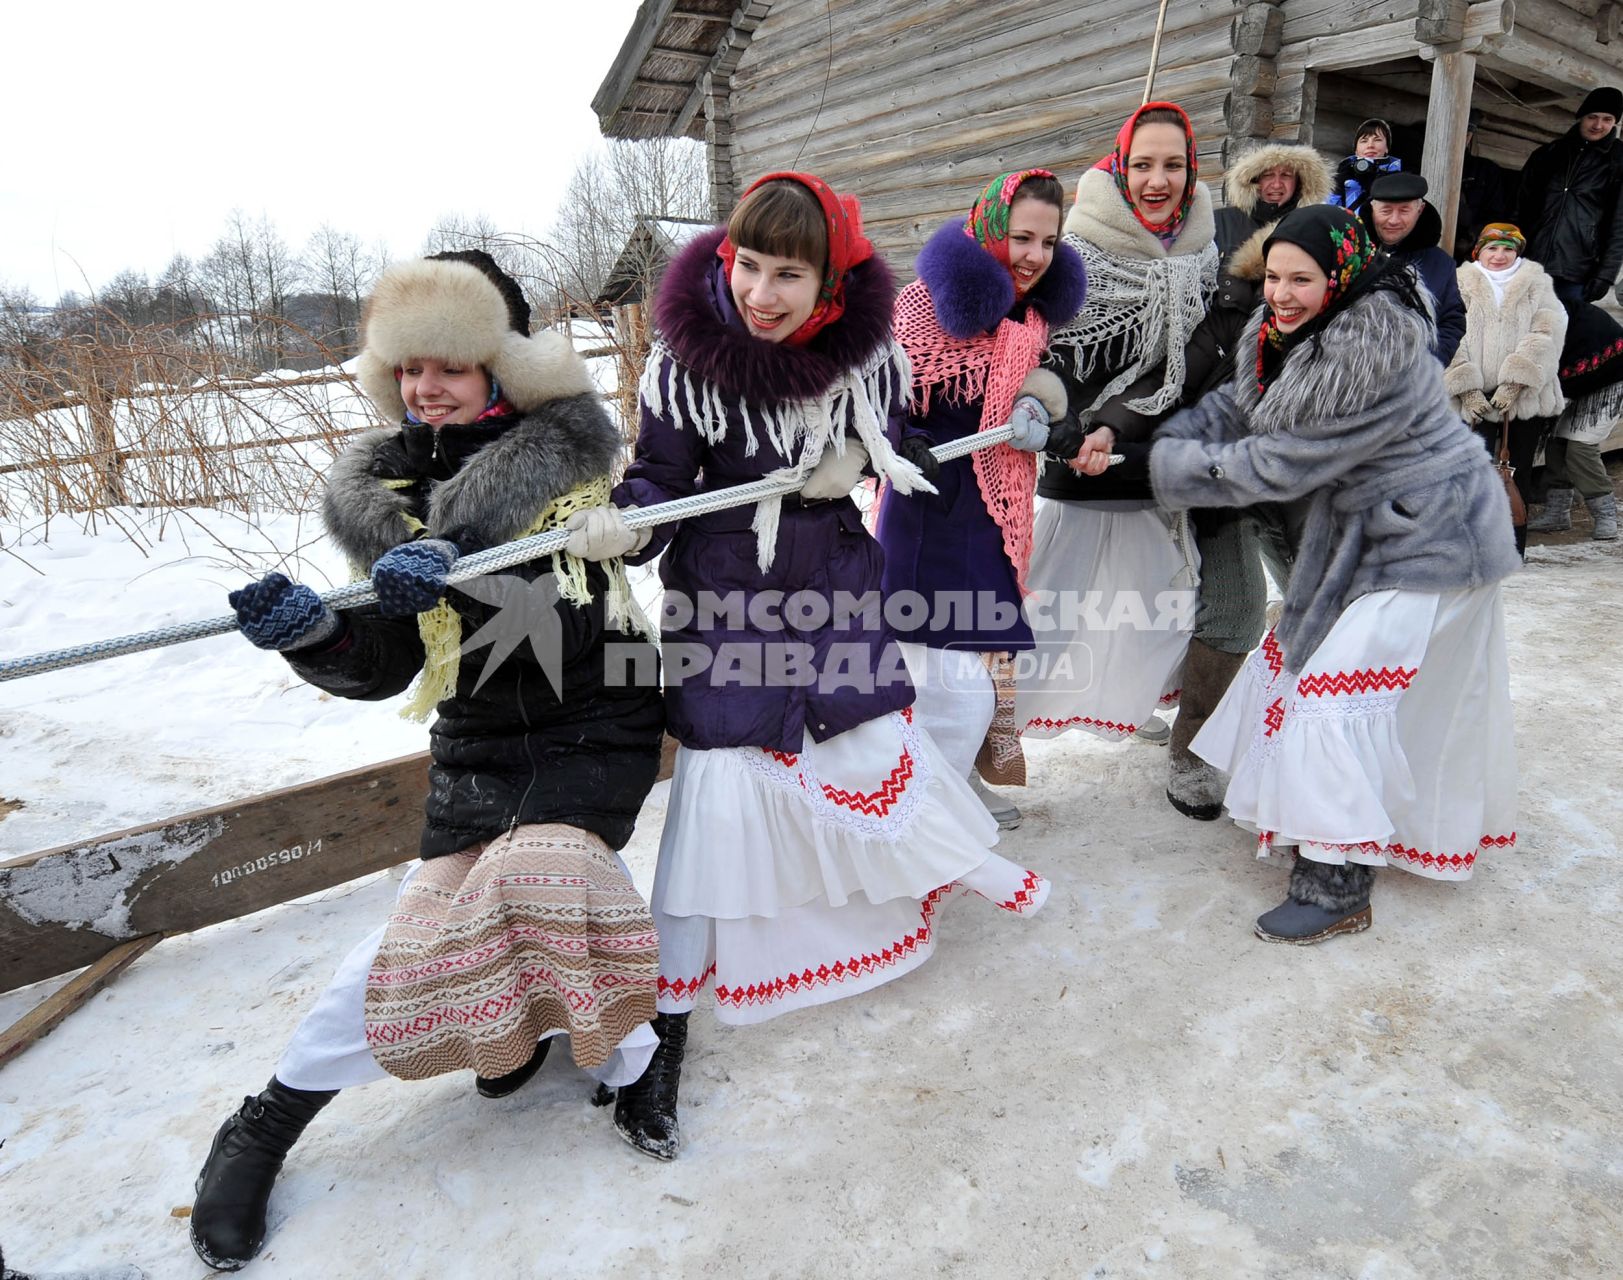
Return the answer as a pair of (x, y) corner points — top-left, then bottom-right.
(285, 608), (426, 702)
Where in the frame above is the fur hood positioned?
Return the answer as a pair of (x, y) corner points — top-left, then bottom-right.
(1445, 258), (1568, 419)
(1223, 142), (1333, 217)
(322, 395), (621, 568)
(1226, 225), (1273, 283)
(1065, 168), (1216, 261)
(653, 226), (896, 407)
(354, 257), (596, 421)
(913, 218), (1087, 338)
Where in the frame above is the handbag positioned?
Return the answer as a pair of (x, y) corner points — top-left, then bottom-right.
(1495, 415), (1526, 528)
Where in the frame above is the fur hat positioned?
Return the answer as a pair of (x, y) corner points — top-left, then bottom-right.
(1578, 87), (1623, 119)
(355, 250), (594, 421)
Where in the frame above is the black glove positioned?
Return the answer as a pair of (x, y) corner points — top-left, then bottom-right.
(229, 572), (343, 652)
(1043, 413), (1087, 462)
(898, 434), (942, 488)
(1584, 275), (1613, 303)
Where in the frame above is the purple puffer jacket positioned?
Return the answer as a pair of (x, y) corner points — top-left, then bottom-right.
(612, 227), (913, 753)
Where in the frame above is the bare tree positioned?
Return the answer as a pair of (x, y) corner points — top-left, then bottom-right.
(304, 223), (375, 353)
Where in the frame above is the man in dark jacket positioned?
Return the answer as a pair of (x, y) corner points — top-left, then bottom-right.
(1361, 172), (1467, 363)
(1517, 86), (1623, 305)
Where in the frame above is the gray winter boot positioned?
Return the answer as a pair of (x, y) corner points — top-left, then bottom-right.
(1527, 486), (1574, 533)
(1255, 857), (1374, 944)
(1166, 639), (1246, 821)
(1586, 492), (1618, 540)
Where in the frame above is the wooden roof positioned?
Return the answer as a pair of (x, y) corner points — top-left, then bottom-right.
(592, 0), (736, 140)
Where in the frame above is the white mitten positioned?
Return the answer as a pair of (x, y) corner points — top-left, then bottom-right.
(564, 505), (650, 561)
(799, 442), (870, 501)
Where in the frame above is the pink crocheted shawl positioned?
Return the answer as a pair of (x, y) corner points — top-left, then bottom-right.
(892, 276), (1048, 593)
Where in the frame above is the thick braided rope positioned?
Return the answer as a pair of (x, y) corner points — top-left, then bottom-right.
(0, 426), (1085, 684)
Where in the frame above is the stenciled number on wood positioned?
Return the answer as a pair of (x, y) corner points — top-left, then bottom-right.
(209, 839), (323, 889)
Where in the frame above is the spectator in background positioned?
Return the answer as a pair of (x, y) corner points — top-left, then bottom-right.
(1361, 172), (1468, 364)
(1329, 118), (1402, 216)
(1517, 87), (1623, 305)
(1456, 109), (1518, 264)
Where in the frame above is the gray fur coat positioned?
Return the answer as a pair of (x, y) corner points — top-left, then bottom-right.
(1150, 286), (1520, 672)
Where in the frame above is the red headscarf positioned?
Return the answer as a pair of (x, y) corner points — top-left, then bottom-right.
(717, 171), (874, 346)
(964, 168), (1060, 295)
(1092, 101), (1198, 244)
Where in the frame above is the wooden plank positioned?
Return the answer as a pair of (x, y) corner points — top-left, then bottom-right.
(0, 933), (162, 1068)
(1480, 25), (1622, 90)
(0, 753), (430, 993)
(594, 0), (680, 125)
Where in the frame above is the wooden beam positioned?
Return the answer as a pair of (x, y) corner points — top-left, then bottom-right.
(0, 753), (431, 993)
(670, 8), (733, 20)
(1478, 25), (1620, 93)
(1421, 47), (1479, 256)
(650, 44), (716, 66)
(0, 933), (162, 1068)
(633, 76), (698, 92)
(593, 0), (680, 126)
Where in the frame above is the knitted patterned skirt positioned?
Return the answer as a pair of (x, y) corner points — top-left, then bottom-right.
(1194, 586), (1517, 880)
(651, 707), (1049, 1025)
(362, 824), (660, 1080)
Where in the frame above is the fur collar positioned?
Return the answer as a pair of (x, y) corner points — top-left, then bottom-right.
(1236, 285), (1435, 433)
(913, 218), (1087, 337)
(1456, 256), (1551, 311)
(654, 226), (896, 406)
(1065, 169), (1216, 261)
(1223, 142), (1333, 216)
(322, 395), (621, 567)
(1227, 223), (1273, 283)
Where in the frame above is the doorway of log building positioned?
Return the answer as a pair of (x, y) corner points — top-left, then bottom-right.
(1311, 59), (1580, 257)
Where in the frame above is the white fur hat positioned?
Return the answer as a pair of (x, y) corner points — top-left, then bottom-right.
(355, 251), (594, 420)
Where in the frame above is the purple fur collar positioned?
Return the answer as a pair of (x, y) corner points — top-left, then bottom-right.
(654, 227), (897, 406)
(915, 219), (1087, 339)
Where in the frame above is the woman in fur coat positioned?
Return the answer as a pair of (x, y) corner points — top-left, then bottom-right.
(190, 251), (667, 1270)
(877, 169), (1088, 829)
(1017, 102), (1217, 749)
(1164, 142), (1331, 822)
(566, 173), (1050, 1161)
(1446, 223), (1568, 556)
(1118, 206), (1520, 944)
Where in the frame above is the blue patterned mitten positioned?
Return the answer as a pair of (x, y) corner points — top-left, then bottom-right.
(229, 573), (342, 652)
(369, 539), (459, 616)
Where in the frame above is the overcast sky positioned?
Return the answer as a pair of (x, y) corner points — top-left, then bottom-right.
(3, 0), (645, 302)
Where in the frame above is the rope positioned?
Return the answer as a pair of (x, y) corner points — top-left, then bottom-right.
(0, 426), (1122, 683)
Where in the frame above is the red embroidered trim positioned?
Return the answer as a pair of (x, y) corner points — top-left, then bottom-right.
(1260, 631), (1284, 677)
(1024, 715), (1135, 735)
(1296, 666), (1418, 698)
(820, 749), (915, 816)
(765, 748), (798, 767)
(1263, 697), (1285, 737)
(1304, 832), (1517, 873)
(712, 886), (950, 1008)
(1561, 336), (1623, 380)
(990, 869), (1045, 913)
(658, 962), (717, 1003)
(1159, 688), (1182, 705)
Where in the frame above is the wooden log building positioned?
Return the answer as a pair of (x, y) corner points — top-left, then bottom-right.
(593, 0), (1623, 264)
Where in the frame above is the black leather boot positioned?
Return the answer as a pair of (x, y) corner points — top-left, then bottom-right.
(613, 1011), (688, 1161)
(1255, 857), (1375, 944)
(476, 1037), (552, 1099)
(190, 1078), (336, 1271)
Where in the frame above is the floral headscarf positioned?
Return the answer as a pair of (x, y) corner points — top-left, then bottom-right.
(1256, 205), (1380, 395)
(964, 168), (1059, 294)
(1092, 101), (1198, 246)
(717, 170), (874, 347)
(1472, 222), (1526, 259)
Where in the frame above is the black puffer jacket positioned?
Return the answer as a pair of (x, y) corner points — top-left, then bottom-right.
(291, 396), (664, 857)
(1517, 125), (1623, 290)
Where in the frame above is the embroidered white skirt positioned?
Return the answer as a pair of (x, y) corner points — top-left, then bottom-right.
(653, 707), (1049, 1025)
(1194, 586), (1517, 880)
(897, 642), (996, 779)
(1018, 501), (1196, 741)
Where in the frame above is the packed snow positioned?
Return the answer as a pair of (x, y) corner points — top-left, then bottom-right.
(1, 494), (1620, 1276)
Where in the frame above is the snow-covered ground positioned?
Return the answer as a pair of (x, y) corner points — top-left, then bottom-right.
(0, 511), (1620, 1278)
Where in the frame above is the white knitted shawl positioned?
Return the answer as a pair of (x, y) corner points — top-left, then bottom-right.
(1049, 168), (1218, 417)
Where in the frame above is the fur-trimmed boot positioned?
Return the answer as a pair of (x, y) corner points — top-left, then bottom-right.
(1166, 639), (1245, 821)
(1254, 857), (1375, 944)
(190, 1078), (336, 1271)
(1527, 486), (1574, 532)
(614, 1011), (688, 1161)
(476, 1036), (551, 1098)
(1586, 492), (1618, 540)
